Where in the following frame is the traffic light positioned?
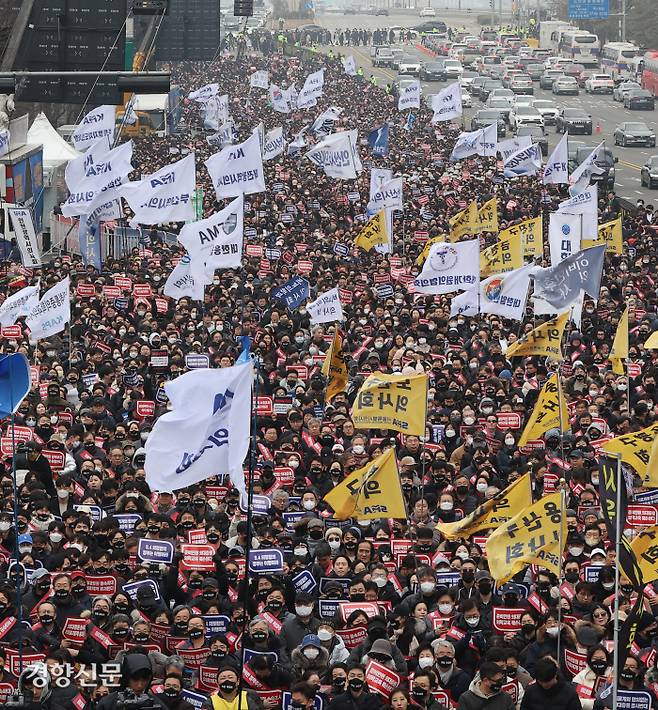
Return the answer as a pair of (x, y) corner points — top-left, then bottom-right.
(233, 0), (253, 16)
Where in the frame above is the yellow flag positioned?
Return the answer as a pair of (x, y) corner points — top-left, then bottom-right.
(582, 217), (623, 255)
(436, 474), (532, 540)
(323, 448), (406, 520)
(631, 525), (658, 584)
(355, 210), (387, 252)
(499, 216), (543, 258)
(505, 311), (569, 361)
(480, 233), (523, 278)
(449, 201), (479, 241)
(486, 492), (566, 584)
(645, 331), (658, 349)
(647, 437), (658, 488)
(600, 422), (658, 482)
(416, 235), (444, 265)
(478, 197), (499, 233)
(610, 307), (629, 375)
(322, 330), (348, 402)
(518, 373), (568, 447)
(351, 371), (427, 435)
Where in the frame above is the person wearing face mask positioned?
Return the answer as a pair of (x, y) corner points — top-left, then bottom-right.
(433, 639), (471, 702)
(31, 600), (62, 654)
(368, 564), (398, 603)
(572, 645), (612, 710)
(457, 661), (513, 710)
(518, 658), (581, 710)
(522, 612), (577, 676)
(451, 560), (479, 603)
(279, 592), (320, 654)
(396, 565), (443, 615)
(452, 600), (491, 676)
(326, 665), (383, 710)
(291, 634), (330, 681)
(317, 621), (349, 664)
(156, 673), (195, 710)
(202, 665), (263, 710)
(348, 617), (409, 675)
(51, 573), (85, 627)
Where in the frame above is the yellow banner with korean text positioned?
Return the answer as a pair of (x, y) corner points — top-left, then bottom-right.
(436, 473), (532, 540)
(600, 421), (658, 484)
(355, 210), (388, 252)
(486, 492), (566, 584)
(351, 371), (427, 436)
(322, 330), (348, 402)
(518, 373), (569, 447)
(323, 448), (407, 520)
(478, 197), (499, 233)
(449, 201), (479, 241)
(582, 217), (622, 255)
(499, 216), (543, 258)
(504, 311), (569, 361)
(480, 233), (523, 278)
(631, 526), (658, 584)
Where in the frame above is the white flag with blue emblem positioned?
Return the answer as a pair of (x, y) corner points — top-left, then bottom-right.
(543, 131), (569, 185)
(145, 363), (253, 496)
(548, 212), (582, 265)
(398, 80), (421, 111)
(431, 81), (462, 122)
(503, 143), (542, 178)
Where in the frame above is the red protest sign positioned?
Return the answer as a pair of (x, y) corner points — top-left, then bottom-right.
(114, 276), (133, 291)
(256, 396), (273, 416)
(198, 665), (220, 691)
(627, 505), (658, 527)
(135, 401), (156, 419)
(365, 660), (400, 698)
(496, 412), (521, 430)
(6, 425), (32, 442)
(103, 285), (121, 299)
(30, 366), (39, 388)
(133, 284), (153, 298)
(181, 544), (215, 571)
(42, 449), (65, 472)
(187, 529), (208, 545)
(245, 244), (263, 257)
(6, 650), (45, 677)
(492, 607), (524, 633)
(297, 259), (313, 274)
(1, 325), (21, 338)
(76, 283), (95, 298)
(0, 438), (14, 456)
(175, 646), (210, 669)
(339, 602), (380, 622)
(335, 626), (368, 649)
(85, 575), (118, 596)
(564, 648), (587, 676)
(274, 466), (294, 487)
(155, 297), (169, 314)
(0, 683), (14, 703)
(62, 617), (88, 644)
(338, 288), (353, 304)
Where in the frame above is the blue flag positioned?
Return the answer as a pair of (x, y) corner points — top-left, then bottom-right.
(368, 123), (389, 157)
(271, 276), (310, 310)
(236, 336), (251, 364)
(0, 353), (30, 418)
(79, 218), (102, 271)
(404, 113), (416, 132)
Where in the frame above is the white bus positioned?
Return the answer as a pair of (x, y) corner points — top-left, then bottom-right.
(539, 20), (574, 51)
(601, 41), (642, 76)
(559, 30), (600, 67)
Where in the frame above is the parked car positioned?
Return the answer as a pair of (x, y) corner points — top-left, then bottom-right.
(515, 125), (549, 156)
(624, 88), (655, 110)
(419, 6), (436, 16)
(613, 81), (641, 102)
(443, 59), (463, 79)
(640, 156), (658, 189)
(552, 76), (579, 95)
(531, 98), (559, 125)
(556, 107), (593, 135)
(469, 76), (488, 98)
(470, 109), (507, 136)
(389, 47), (405, 70)
(614, 121), (656, 147)
(509, 106), (543, 129)
(375, 7), (388, 15)
(539, 70), (564, 90)
(488, 87), (515, 103)
(585, 73), (614, 94)
(525, 63), (545, 81)
(419, 61), (446, 81)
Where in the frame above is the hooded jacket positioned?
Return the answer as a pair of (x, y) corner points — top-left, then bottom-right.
(291, 644), (330, 680)
(457, 679), (516, 710)
(96, 653), (167, 710)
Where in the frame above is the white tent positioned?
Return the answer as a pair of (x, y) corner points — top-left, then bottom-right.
(27, 112), (80, 170)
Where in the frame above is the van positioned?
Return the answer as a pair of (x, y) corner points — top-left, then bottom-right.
(373, 46), (394, 67)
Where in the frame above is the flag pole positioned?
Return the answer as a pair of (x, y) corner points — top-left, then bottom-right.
(612, 453), (623, 710)
(237, 359), (259, 710)
(556, 485), (566, 665)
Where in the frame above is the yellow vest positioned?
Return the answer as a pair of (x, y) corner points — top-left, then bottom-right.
(211, 692), (250, 710)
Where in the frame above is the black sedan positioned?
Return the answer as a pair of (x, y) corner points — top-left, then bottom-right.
(641, 156), (658, 189)
(420, 61), (446, 81)
(515, 125), (549, 156)
(470, 109), (507, 137)
(555, 108), (593, 135)
(624, 88), (655, 110)
(614, 121), (656, 147)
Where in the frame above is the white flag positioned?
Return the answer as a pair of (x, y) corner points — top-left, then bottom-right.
(306, 131), (358, 179)
(297, 69), (325, 109)
(263, 127), (285, 161)
(431, 81), (462, 122)
(398, 80), (421, 111)
(269, 84), (290, 114)
(0, 129), (10, 158)
(307, 287), (344, 324)
(312, 106), (343, 134)
(120, 153), (196, 227)
(71, 106), (116, 152)
(413, 240), (480, 295)
(543, 131), (569, 185)
(178, 195), (244, 282)
(287, 125), (308, 155)
(285, 84), (298, 110)
(549, 212), (582, 265)
(203, 95), (229, 132)
(164, 253), (208, 301)
(250, 70), (270, 89)
(503, 143), (542, 178)
(557, 184), (598, 237)
(450, 128), (483, 161)
(8, 208), (41, 267)
(0, 284), (40, 327)
(205, 131), (266, 200)
(145, 363), (253, 496)
(188, 84), (219, 103)
(368, 177), (403, 212)
(451, 264), (533, 320)
(478, 122), (498, 157)
(569, 141), (605, 196)
(62, 140), (133, 217)
(26, 277), (70, 341)
(498, 134), (533, 162)
(343, 55), (357, 76)
(534, 289), (584, 327)
(370, 168), (393, 200)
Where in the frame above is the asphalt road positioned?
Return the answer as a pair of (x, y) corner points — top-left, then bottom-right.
(315, 11), (658, 202)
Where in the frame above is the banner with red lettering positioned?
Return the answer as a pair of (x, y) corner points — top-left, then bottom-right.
(181, 544), (216, 570)
(365, 660), (400, 698)
(335, 626), (368, 649)
(564, 649), (588, 676)
(492, 607), (524, 633)
(62, 618), (88, 644)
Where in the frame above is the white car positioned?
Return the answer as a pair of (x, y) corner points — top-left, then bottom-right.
(509, 106), (544, 129)
(531, 98), (559, 125)
(585, 74), (614, 94)
(443, 59), (463, 78)
(552, 76), (579, 95)
(419, 6), (436, 16)
(461, 90), (473, 107)
(398, 58), (421, 75)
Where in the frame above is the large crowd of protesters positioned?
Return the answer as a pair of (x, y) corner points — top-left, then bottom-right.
(1, 26), (658, 710)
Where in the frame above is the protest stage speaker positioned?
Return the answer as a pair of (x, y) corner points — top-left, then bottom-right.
(155, 0), (222, 61)
(234, 0), (254, 17)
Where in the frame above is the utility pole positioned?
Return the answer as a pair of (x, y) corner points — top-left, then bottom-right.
(499, 0), (503, 27)
(620, 0), (626, 42)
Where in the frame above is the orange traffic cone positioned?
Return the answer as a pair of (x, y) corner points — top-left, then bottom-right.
(595, 122), (601, 134)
